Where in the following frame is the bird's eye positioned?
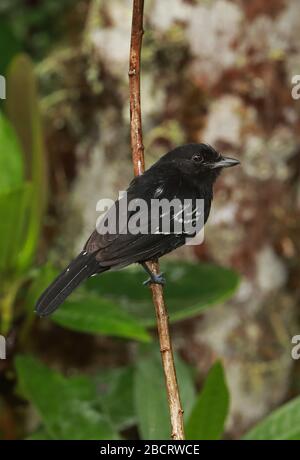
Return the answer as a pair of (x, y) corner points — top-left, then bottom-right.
(192, 154), (204, 163)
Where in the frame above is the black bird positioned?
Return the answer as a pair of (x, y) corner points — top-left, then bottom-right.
(35, 143), (239, 317)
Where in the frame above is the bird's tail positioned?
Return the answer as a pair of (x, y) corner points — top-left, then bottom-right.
(35, 251), (107, 317)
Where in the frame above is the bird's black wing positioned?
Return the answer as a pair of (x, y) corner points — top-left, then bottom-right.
(85, 164), (202, 268)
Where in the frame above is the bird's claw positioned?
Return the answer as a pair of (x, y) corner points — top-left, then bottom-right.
(143, 272), (166, 286)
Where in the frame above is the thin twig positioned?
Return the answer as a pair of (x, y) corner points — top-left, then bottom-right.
(128, 0), (185, 440)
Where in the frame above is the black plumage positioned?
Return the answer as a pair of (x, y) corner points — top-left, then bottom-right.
(35, 143), (239, 317)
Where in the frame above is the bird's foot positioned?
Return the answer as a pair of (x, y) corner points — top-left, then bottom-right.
(143, 272), (166, 286)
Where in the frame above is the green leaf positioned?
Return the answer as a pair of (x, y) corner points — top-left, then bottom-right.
(0, 184), (32, 275)
(95, 367), (136, 430)
(0, 184), (32, 333)
(52, 294), (151, 343)
(85, 262), (240, 326)
(186, 361), (229, 440)
(243, 396), (300, 440)
(15, 355), (119, 440)
(175, 357), (196, 421)
(134, 349), (170, 440)
(6, 54), (48, 270)
(134, 345), (196, 440)
(0, 112), (24, 194)
(27, 264), (150, 342)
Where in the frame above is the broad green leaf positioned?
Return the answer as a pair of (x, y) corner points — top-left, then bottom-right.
(95, 367), (136, 430)
(175, 357), (196, 421)
(134, 349), (170, 440)
(26, 264), (150, 342)
(6, 54), (48, 270)
(15, 355), (119, 440)
(134, 345), (196, 440)
(186, 361), (229, 440)
(52, 294), (151, 343)
(0, 183), (32, 331)
(85, 262), (240, 326)
(0, 112), (24, 193)
(243, 396), (300, 440)
(0, 184), (32, 275)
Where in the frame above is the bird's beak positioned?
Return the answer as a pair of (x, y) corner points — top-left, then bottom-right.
(211, 156), (240, 169)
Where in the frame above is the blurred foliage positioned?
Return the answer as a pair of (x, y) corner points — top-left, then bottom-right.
(53, 295), (152, 342)
(16, 355), (119, 440)
(134, 347), (196, 440)
(186, 361), (229, 440)
(7, 54), (48, 271)
(16, 349), (225, 440)
(0, 53), (48, 334)
(84, 262), (239, 327)
(15, 350), (300, 440)
(95, 367), (136, 431)
(0, 112), (24, 192)
(0, 0), (76, 66)
(243, 396), (300, 440)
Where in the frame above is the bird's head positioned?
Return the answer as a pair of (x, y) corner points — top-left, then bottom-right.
(161, 143), (240, 182)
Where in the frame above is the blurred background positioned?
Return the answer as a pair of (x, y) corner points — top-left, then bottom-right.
(0, 0), (300, 440)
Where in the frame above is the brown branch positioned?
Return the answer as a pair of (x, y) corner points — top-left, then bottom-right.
(128, 0), (185, 440)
